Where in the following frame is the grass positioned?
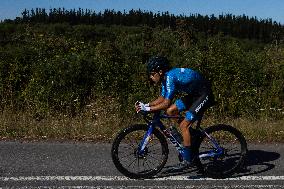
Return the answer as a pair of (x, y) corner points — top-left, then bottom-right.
(227, 118), (284, 143)
(0, 102), (283, 143)
(0, 97), (127, 142)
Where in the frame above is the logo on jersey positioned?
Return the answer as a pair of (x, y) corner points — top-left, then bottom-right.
(166, 76), (171, 90)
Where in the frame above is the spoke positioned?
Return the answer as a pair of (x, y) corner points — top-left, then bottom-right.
(225, 145), (240, 153)
(148, 151), (161, 156)
(147, 153), (162, 162)
(200, 146), (214, 151)
(147, 141), (160, 148)
(127, 157), (138, 169)
(143, 155), (158, 168)
(137, 158), (155, 174)
(124, 138), (137, 149)
(118, 145), (136, 152)
(142, 157), (146, 170)
(148, 148), (162, 154)
(211, 160), (226, 171)
(148, 143), (160, 148)
(143, 158), (153, 171)
(224, 152), (241, 159)
(137, 155), (140, 173)
(119, 152), (134, 159)
(223, 141), (238, 151)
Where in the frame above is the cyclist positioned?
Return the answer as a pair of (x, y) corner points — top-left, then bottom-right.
(135, 56), (215, 170)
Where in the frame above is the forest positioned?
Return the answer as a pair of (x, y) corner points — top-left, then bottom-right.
(8, 8), (284, 43)
(0, 8), (283, 140)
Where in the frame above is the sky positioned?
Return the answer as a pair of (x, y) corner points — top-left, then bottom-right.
(1, 0), (284, 24)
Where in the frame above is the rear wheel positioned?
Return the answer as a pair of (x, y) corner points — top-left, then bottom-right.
(111, 124), (169, 179)
(196, 124), (247, 178)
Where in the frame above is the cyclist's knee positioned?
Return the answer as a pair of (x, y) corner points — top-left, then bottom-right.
(185, 111), (196, 122)
(179, 119), (192, 130)
(166, 104), (178, 115)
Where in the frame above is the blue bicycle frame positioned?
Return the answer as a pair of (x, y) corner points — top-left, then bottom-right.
(138, 112), (224, 159)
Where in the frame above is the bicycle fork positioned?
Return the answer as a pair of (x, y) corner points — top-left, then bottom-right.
(138, 125), (154, 155)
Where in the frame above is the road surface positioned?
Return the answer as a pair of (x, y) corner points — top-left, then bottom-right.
(0, 141), (283, 188)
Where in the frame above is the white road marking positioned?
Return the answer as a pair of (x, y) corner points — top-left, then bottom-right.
(1, 175), (284, 182)
(11, 185), (284, 189)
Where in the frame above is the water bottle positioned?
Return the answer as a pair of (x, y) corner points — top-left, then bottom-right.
(170, 126), (183, 144)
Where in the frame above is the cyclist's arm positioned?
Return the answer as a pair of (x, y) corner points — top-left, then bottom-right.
(149, 96), (165, 106)
(148, 73), (174, 111)
(149, 75), (173, 107)
(149, 98), (171, 111)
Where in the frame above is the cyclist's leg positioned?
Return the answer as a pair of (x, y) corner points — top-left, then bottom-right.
(174, 95), (195, 146)
(168, 100), (195, 169)
(185, 80), (215, 121)
(174, 95), (196, 164)
(165, 104), (180, 130)
(181, 90), (214, 164)
(186, 90), (215, 119)
(183, 93), (211, 145)
(166, 104), (179, 116)
(166, 95), (194, 123)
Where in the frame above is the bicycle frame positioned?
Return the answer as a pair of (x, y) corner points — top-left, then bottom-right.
(138, 112), (224, 159)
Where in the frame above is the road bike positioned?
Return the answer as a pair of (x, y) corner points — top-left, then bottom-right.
(111, 111), (247, 179)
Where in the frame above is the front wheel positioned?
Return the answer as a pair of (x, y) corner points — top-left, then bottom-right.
(196, 124), (247, 178)
(111, 124), (169, 179)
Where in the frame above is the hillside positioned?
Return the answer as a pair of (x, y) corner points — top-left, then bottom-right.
(0, 9), (283, 141)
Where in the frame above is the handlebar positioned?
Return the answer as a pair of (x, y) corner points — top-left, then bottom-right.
(137, 110), (154, 123)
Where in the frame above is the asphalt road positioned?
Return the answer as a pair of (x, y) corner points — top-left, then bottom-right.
(0, 141), (283, 188)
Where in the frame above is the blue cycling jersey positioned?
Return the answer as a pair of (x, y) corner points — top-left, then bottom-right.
(161, 68), (206, 100)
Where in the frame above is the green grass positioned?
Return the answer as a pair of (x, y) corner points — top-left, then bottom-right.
(228, 118), (284, 143)
(0, 111), (283, 143)
(0, 98), (126, 142)
(0, 99), (283, 143)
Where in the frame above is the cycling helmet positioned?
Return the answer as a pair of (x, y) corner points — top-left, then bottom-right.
(146, 56), (170, 75)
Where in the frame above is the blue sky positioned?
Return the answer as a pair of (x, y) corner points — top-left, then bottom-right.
(1, 0), (284, 24)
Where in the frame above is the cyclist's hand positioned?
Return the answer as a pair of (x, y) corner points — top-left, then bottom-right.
(135, 101), (143, 112)
(135, 101), (150, 113)
(135, 101), (143, 107)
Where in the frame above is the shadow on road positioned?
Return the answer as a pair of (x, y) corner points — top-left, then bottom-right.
(156, 165), (201, 178)
(237, 149), (281, 177)
(156, 150), (281, 178)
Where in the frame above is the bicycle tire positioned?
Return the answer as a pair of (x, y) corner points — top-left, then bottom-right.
(195, 124), (247, 178)
(111, 124), (169, 179)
